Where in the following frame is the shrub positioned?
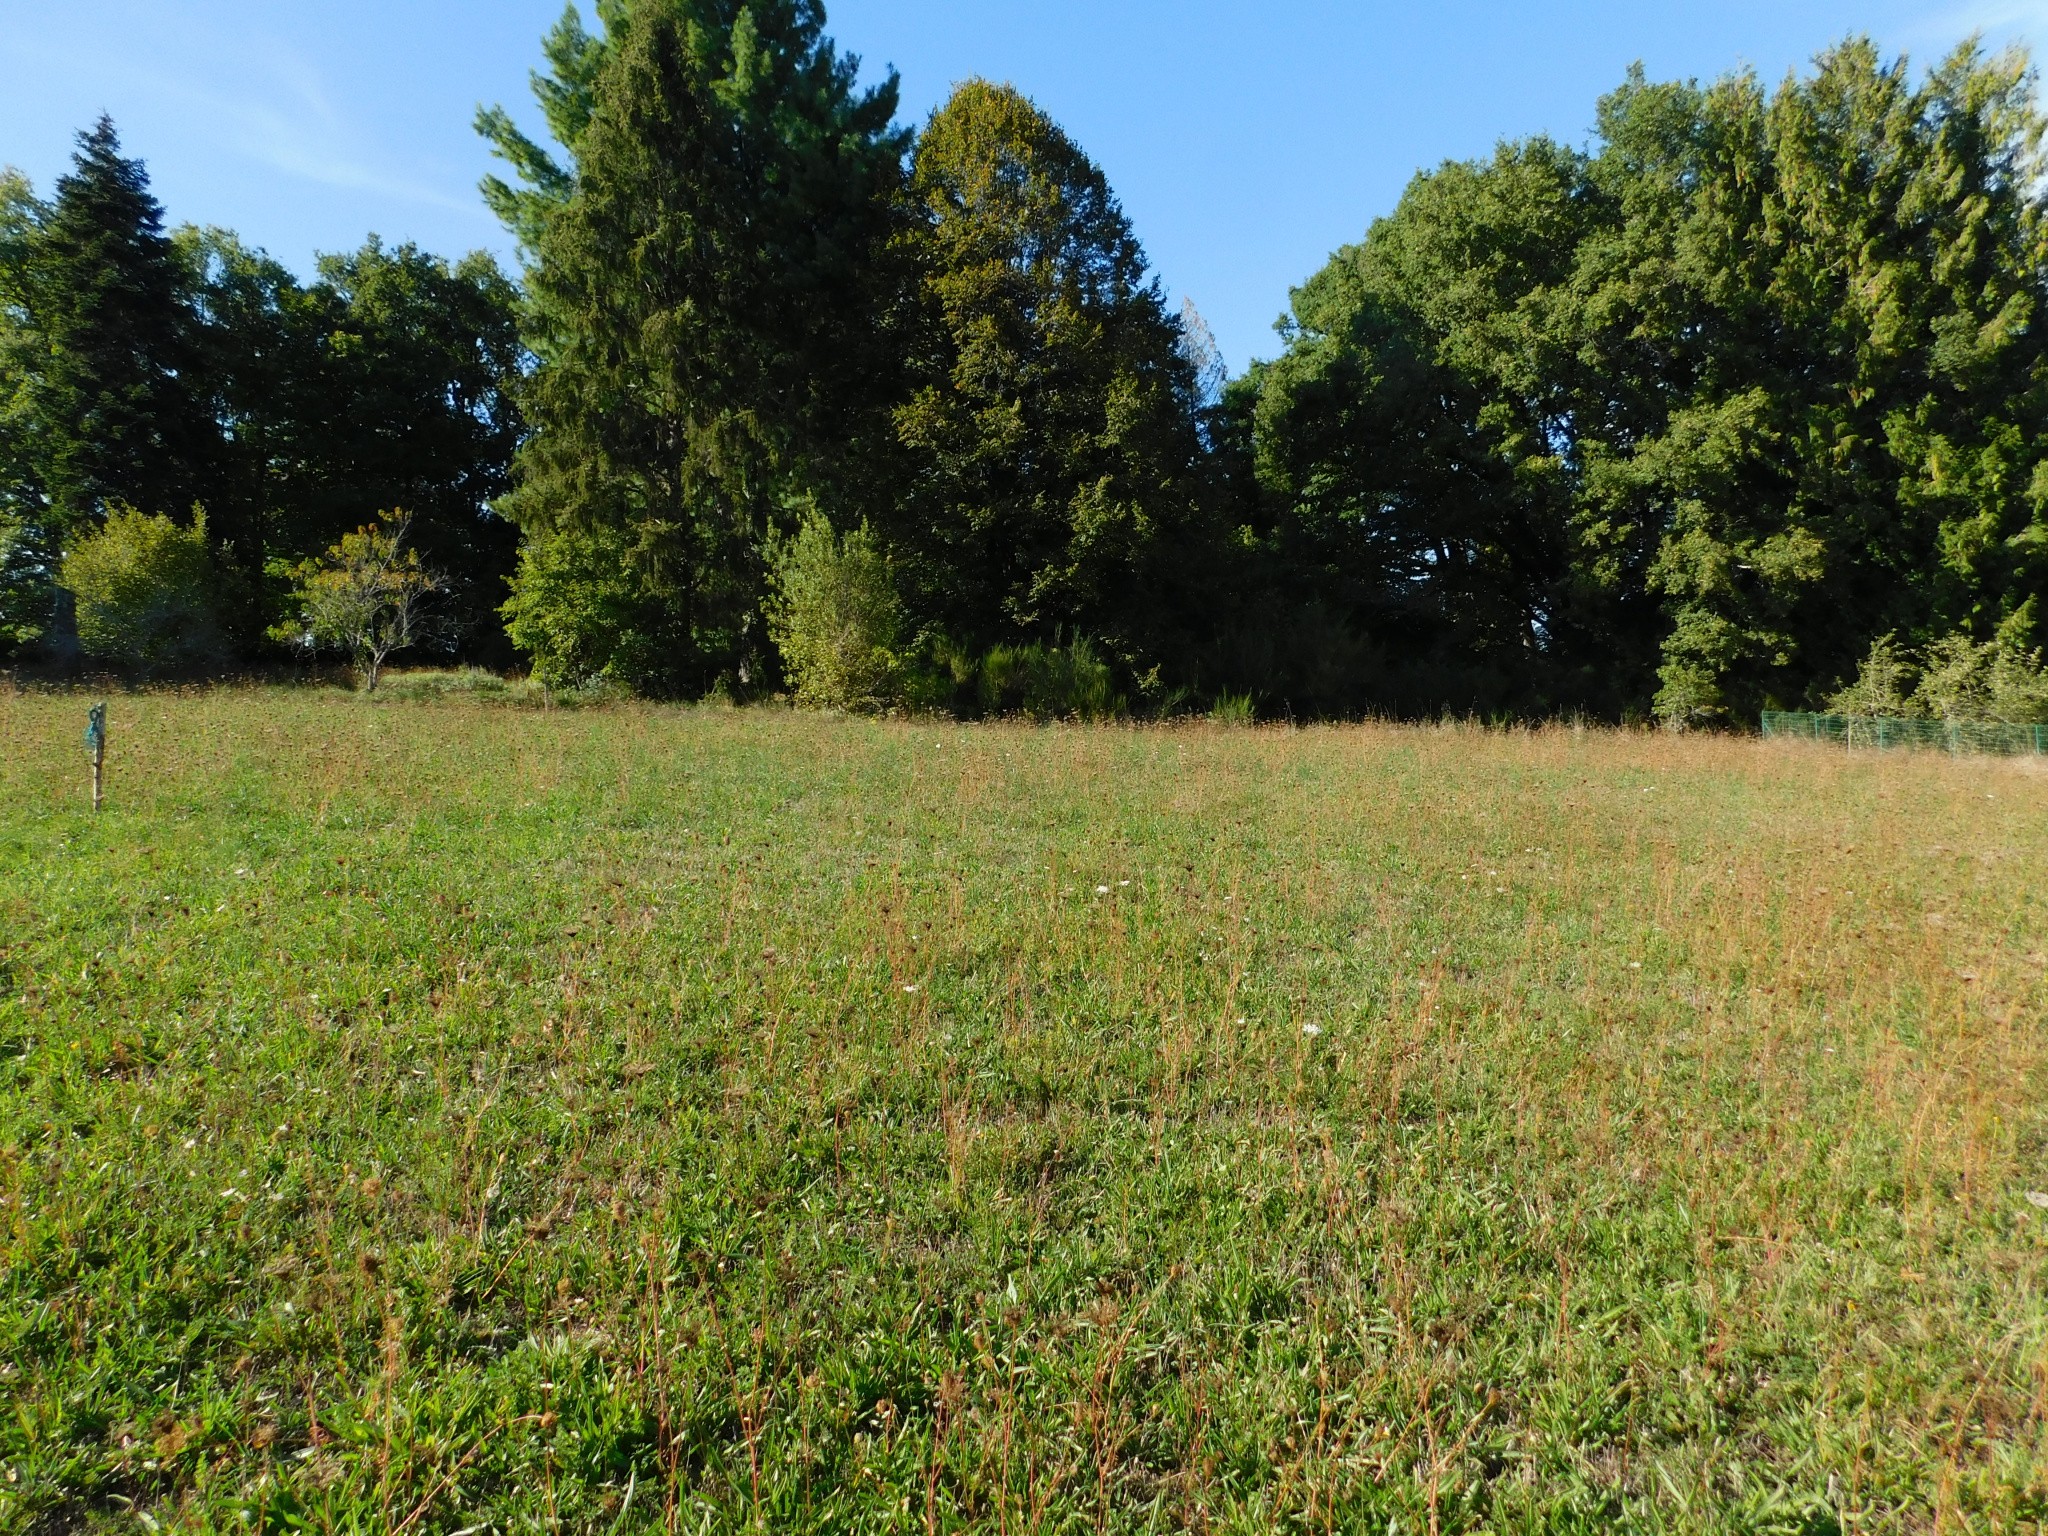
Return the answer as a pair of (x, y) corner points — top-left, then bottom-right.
(1651, 659), (1726, 731)
(1827, 634), (1919, 717)
(1911, 634), (1995, 723)
(502, 524), (682, 695)
(1987, 639), (2048, 724)
(978, 637), (1124, 720)
(897, 634), (981, 715)
(1827, 614), (2048, 726)
(767, 514), (904, 713)
(283, 518), (443, 691)
(1908, 608), (2048, 724)
(373, 667), (512, 702)
(61, 506), (220, 671)
(370, 668), (610, 708)
(1210, 692), (1256, 726)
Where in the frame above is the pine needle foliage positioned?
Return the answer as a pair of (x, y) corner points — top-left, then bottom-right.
(18, 119), (207, 540)
(502, 0), (909, 696)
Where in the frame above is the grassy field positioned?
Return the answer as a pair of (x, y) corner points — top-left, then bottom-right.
(2, 687), (2045, 1534)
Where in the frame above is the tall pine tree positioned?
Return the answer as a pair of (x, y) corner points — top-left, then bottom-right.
(476, 1), (628, 272)
(501, 0), (908, 694)
(25, 118), (207, 539)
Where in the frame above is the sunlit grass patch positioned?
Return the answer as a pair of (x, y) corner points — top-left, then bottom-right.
(1, 688), (2043, 1532)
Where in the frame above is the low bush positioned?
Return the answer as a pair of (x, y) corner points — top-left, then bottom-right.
(1826, 633), (1918, 717)
(978, 636), (1124, 720)
(373, 667), (515, 701)
(1828, 616), (2048, 725)
(1209, 691), (1256, 726)
(371, 668), (619, 709)
(60, 506), (221, 672)
(501, 523), (684, 695)
(767, 515), (905, 713)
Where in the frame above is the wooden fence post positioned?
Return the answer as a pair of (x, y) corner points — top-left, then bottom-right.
(85, 702), (106, 813)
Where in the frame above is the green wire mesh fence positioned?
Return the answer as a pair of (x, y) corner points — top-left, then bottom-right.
(1762, 711), (2048, 756)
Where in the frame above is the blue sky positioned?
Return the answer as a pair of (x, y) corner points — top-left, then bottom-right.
(1, 0), (2041, 372)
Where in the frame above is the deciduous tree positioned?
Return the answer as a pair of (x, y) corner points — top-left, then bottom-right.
(286, 518), (445, 691)
(887, 82), (1207, 669)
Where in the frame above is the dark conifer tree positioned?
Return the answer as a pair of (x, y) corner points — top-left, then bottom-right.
(889, 81), (1208, 669)
(27, 117), (207, 538)
(502, 0), (909, 694)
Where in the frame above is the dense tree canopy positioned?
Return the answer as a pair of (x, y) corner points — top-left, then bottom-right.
(1236, 39), (2048, 721)
(885, 81), (1208, 667)
(499, 0), (908, 694)
(6, 14), (2045, 725)
(0, 125), (524, 662)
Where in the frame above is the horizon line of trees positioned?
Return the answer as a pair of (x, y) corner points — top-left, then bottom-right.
(0, 119), (523, 671)
(4, 1), (2046, 727)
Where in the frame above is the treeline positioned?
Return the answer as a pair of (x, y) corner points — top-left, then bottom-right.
(1236, 42), (2048, 724)
(5, 3), (2046, 726)
(0, 122), (523, 665)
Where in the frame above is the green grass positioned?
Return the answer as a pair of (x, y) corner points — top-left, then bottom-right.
(2, 685), (2045, 1533)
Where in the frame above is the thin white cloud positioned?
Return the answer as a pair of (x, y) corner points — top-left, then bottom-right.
(0, 23), (490, 225)
(1905, 0), (2048, 55)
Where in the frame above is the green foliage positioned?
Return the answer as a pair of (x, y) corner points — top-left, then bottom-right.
(1823, 610), (2048, 723)
(0, 513), (56, 658)
(1209, 690), (1255, 726)
(767, 513), (905, 712)
(501, 521), (688, 694)
(1237, 137), (1597, 716)
(176, 231), (525, 652)
(1912, 616), (2048, 724)
(0, 171), (46, 532)
(11, 120), (208, 540)
(0, 124), (523, 659)
(977, 635), (1124, 719)
(303, 242), (524, 651)
(1237, 40), (2048, 722)
(504, 0), (909, 694)
(476, 0), (628, 274)
(1913, 633), (2000, 723)
(1827, 634), (1920, 717)
(285, 519), (445, 691)
(888, 81), (1206, 663)
(59, 505), (219, 670)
